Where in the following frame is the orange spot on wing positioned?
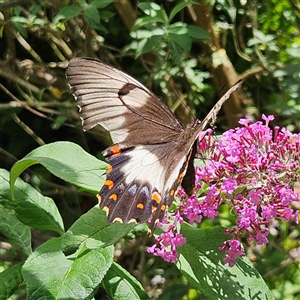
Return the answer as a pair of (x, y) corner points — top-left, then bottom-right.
(178, 172), (184, 182)
(170, 190), (175, 196)
(110, 145), (121, 156)
(109, 194), (118, 201)
(152, 191), (161, 204)
(107, 165), (113, 173)
(137, 203), (144, 209)
(104, 180), (114, 189)
(161, 205), (166, 211)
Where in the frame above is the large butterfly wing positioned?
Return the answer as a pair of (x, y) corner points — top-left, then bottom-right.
(66, 57), (242, 227)
(66, 57), (184, 148)
(97, 142), (186, 224)
(66, 57), (187, 225)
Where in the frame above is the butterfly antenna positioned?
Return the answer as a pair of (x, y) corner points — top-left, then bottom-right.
(200, 80), (243, 130)
(171, 86), (196, 121)
(218, 83), (226, 94)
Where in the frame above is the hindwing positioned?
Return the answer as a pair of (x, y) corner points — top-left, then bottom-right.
(97, 140), (195, 226)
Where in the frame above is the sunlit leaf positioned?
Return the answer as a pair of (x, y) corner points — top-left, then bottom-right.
(1, 169), (64, 235)
(10, 141), (106, 194)
(177, 223), (274, 300)
(53, 6), (83, 23)
(23, 238), (114, 299)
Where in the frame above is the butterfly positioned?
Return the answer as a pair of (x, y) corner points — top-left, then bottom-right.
(66, 57), (242, 230)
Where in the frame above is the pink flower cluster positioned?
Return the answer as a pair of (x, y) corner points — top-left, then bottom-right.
(148, 115), (300, 266)
(147, 216), (186, 263)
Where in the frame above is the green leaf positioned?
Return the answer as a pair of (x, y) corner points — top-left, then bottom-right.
(132, 28), (164, 40)
(138, 2), (162, 16)
(0, 262), (24, 300)
(168, 40), (185, 62)
(29, 3), (42, 15)
(132, 16), (165, 31)
(158, 283), (189, 299)
(84, 5), (103, 30)
(11, 16), (29, 24)
(23, 237), (114, 299)
(167, 22), (188, 35)
(53, 6), (83, 23)
(253, 29), (275, 43)
(32, 17), (48, 26)
(138, 2), (168, 24)
(76, 0), (87, 5)
(187, 25), (210, 40)
(177, 223), (275, 300)
(168, 1), (198, 23)
(90, 0), (115, 9)
(169, 33), (191, 52)
(1, 168), (64, 235)
(135, 34), (164, 57)
(103, 262), (151, 300)
(62, 206), (136, 254)
(168, 32), (191, 52)
(10, 141), (106, 195)
(0, 204), (32, 257)
(167, 23), (191, 52)
(12, 21), (28, 39)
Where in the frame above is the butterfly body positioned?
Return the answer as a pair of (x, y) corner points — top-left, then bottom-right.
(66, 57), (242, 228)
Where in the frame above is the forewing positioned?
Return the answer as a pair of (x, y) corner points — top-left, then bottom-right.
(66, 57), (184, 147)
